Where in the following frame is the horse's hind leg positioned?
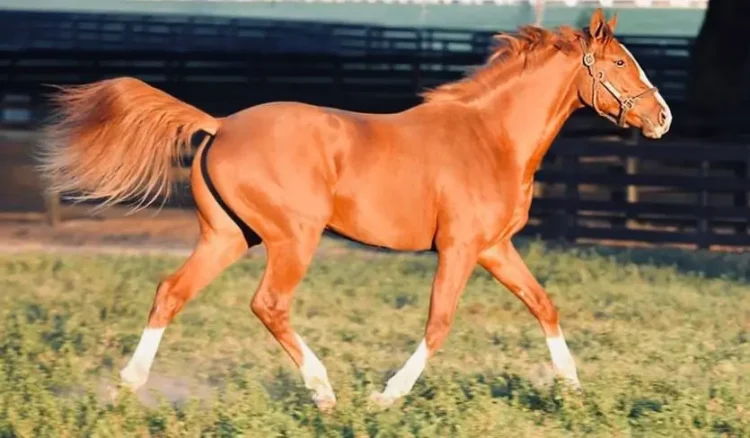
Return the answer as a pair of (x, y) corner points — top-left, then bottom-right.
(249, 223), (336, 411)
(119, 219), (248, 390)
(120, 143), (252, 391)
(478, 241), (580, 387)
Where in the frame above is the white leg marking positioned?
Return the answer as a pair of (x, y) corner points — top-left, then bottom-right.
(295, 333), (336, 409)
(120, 327), (165, 390)
(370, 339), (428, 407)
(620, 43), (673, 132)
(545, 327), (580, 387)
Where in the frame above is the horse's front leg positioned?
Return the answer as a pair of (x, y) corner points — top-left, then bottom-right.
(370, 242), (479, 408)
(478, 240), (580, 387)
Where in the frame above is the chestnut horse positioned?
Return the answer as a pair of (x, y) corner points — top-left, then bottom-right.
(38, 9), (671, 410)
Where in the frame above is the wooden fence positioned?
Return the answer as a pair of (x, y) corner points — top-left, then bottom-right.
(526, 135), (750, 249)
(1, 40), (749, 250)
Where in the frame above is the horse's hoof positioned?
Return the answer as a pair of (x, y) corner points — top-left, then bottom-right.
(565, 379), (583, 393)
(119, 365), (148, 391)
(369, 391), (397, 409)
(554, 375), (583, 394)
(314, 396), (337, 413)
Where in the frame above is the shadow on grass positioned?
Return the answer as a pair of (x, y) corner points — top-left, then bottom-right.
(401, 370), (581, 416)
(324, 230), (750, 283)
(515, 236), (750, 283)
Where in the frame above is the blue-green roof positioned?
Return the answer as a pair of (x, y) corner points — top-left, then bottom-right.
(0, 0), (705, 37)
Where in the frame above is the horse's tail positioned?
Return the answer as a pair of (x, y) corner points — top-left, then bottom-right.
(37, 77), (220, 211)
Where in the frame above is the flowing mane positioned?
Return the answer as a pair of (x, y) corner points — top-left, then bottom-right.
(421, 25), (586, 103)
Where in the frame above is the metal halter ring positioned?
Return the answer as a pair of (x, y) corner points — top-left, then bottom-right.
(583, 53), (595, 67)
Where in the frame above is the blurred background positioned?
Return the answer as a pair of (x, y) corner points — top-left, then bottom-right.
(0, 0), (747, 253)
(3, 5), (749, 435)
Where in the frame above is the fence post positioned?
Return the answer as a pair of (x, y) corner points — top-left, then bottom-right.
(697, 160), (710, 249)
(562, 154), (579, 243)
(532, 159), (547, 235)
(44, 190), (60, 228)
(625, 128), (640, 229)
(413, 43), (422, 95)
(533, 162), (546, 199)
(732, 159), (748, 235)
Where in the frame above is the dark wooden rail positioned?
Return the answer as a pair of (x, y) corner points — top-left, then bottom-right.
(0, 47), (689, 121)
(526, 137), (750, 249)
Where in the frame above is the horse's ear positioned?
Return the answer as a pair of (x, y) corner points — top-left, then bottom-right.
(607, 13), (618, 33)
(588, 8), (609, 42)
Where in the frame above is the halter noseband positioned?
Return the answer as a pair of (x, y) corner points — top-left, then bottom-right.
(579, 39), (658, 128)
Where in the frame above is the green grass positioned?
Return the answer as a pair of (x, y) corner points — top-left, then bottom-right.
(0, 239), (748, 437)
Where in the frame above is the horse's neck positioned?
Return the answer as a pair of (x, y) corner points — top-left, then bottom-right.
(479, 53), (581, 177)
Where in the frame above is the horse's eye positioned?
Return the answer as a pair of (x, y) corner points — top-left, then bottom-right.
(615, 60), (626, 67)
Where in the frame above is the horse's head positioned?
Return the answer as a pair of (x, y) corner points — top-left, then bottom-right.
(575, 9), (672, 139)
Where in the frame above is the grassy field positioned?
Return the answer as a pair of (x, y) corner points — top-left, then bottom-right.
(0, 239), (748, 437)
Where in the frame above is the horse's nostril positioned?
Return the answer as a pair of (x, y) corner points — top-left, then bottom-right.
(658, 110), (668, 126)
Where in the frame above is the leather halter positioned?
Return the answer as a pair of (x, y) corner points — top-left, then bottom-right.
(579, 39), (658, 128)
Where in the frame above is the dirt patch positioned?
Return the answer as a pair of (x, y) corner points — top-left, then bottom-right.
(0, 205), (201, 255)
(95, 373), (215, 409)
(0, 206), (198, 249)
(0, 204), (356, 257)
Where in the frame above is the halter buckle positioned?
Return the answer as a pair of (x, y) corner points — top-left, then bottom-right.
(583, 53), (595, 67)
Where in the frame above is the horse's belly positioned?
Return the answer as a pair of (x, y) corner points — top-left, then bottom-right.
(327, 192), (436, 251)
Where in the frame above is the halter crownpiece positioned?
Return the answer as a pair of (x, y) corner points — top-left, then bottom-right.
(578, 39), (658, 128)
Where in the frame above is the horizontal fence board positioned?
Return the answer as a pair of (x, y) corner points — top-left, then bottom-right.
(552, 139), (750, 161)
(0, 50), (692, 110)
(536, 171), (750, 191)
(522, 224), (750, 247)
(530, 199), (750, 219)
